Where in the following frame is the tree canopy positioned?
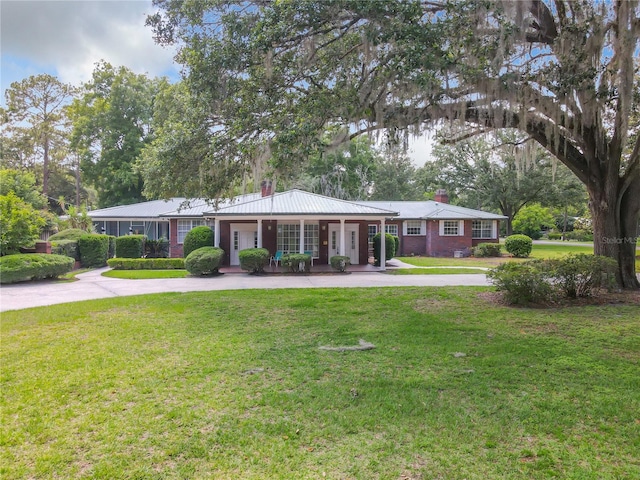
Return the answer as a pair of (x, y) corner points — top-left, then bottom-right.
(147, 0), (640, 287)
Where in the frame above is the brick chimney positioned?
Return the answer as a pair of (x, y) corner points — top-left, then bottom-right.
(434, 189), (449, 203)
(260, 180), (273, 197)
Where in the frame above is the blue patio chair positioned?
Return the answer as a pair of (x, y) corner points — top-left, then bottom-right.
(270, 250), (283, 267)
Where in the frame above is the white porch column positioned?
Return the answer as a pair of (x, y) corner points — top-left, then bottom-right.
(339, 219), (346, 257)
(214, 218), (220, 248)
(380, 218), (386, 271)
(257, 219), (263, 248)
(299, 219), (305, 253)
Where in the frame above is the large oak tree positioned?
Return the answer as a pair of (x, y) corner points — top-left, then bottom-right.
(146, 0), (640, 288)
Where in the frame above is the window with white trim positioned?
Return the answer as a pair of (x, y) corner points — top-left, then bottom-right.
(405, 220), (424, 236)
(177, 219), (205, 243)
(368, 224), (378, 243)
(277, 224), (300, 254)
(304, 224), (319, 257)
(385, 224), (398, 236)
(472, 220), (494, 239)
(441, 220), (460, 236)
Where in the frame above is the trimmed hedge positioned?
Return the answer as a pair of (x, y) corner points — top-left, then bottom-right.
(107, 258), (185, 270)
(185, 247), (224, 275)
(78, 234), (110, 267)
(488, 254), (618, 305)
(239, 248), (270, 273)
(373, 232), (396, 266)
(183, 226), (214, 258)
(115, 235), (145, 258)
(330, 255), (351, 272)
(473, 242), (502, 257)
(281, 253), (311, 273)
(48, 228), (89, 241)
(0, 253), (74, 284)
(51, 239), (79, 261)
(504, 234), (533, 258)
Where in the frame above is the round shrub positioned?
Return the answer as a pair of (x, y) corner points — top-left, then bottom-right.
(49, 228), (90, 241)
(115, 235), (145, 258)
(185, 246), (224, 275)
(487, 260), (554, 305)
(504, 234), (533, 258)
(78, 234), (110, 267)
(0, 253), (74, 284)
(330, 255), (351, 272)
(183, 226), (214, 258)
(373, 232), (396, 266)
(281, 253), (312, 273)
(239, 248), (270, 273)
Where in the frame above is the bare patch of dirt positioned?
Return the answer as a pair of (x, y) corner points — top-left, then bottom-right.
(478, 290), (640, 308)
(412, 298), (451, 313)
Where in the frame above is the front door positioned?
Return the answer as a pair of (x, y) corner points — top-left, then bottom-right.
(328, 224), (359, 264)
(230, 224), (257, 265)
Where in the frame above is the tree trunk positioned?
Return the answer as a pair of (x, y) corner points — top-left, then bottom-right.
(589, 184), (640, 290)
(43, 135), (50, 200)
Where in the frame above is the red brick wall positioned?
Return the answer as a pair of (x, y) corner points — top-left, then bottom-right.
(399, 235), (426, 256)
(169, 219), (183, 258)
(319, 221), (329, 265)
(262, 220), (277, 256)
(426, 220), (474, 257)
(357, 221), (369, 265)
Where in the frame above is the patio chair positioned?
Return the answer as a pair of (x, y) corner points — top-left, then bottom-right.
(270, 250), (283, 267)
(304, 251), (314, 266)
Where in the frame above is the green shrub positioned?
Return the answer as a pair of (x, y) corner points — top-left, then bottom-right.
(0, 253), (74, 284)
(51, 240), (79, 261)
(373, 232), (396, 266)
(183, 226), (214, 258)
(0, 192), (46, 256)
(144, 238), (169, 258)
(185, 247), (224, 275)
(546, 254), (618, 298)
(504, 234), (533, 258)
(487, 261), (554, 305)
(565, 229), (593, 242)
(78, 234), (110, 267)
(393, 236), (400, 255)
(115, 235), (145, 258)
(547, 232), (563, 240)
(107, 257), (185, 270)
(473, 242), (502, 257)
(281, 253), (311, 273)
(239, 248), (270, 273)
(48, 228), (90, 241)
(488, 254), (619, 305)
(330, 255), (351, 272)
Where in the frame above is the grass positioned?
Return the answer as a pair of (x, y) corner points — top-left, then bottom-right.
(2, 287), (639, 479)
(386, 267), (486, 275)
(102, 269), (188, 279)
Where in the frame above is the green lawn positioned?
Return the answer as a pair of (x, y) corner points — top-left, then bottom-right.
(386, 267), (487, 275)
(2, 287), (639, 479)
(102, 269), (188, 279)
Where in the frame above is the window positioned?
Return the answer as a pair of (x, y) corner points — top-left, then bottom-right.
(385, 224), (398, 236)
(405, 220), (424, 236)
(472, 220), (494, 239)
(131, 220), (144, 235)
(440, 220), (461, 236)
(177, 219), (204, 243)
(368, 224), (378, 243)
(277, 224), (300, 253)
(304, 224), (319, 257)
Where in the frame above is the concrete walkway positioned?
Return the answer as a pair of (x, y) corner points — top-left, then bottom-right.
(0, 261), (490, 312)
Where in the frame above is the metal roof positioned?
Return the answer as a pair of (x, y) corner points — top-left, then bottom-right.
(209, 189), (398, 217)
(88, 198), (192, 219)
(359, 201), (506, 220)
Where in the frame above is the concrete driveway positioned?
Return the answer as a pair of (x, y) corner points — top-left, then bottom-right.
(0, 266), (490, 312)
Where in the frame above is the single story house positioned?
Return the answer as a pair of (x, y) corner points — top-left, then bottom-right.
(89, 185), (506, 268)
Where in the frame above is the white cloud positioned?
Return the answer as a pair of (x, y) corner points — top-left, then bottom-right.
(1, 0), (178, 88)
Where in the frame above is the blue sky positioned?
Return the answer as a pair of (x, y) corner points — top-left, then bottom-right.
(1, 0), (180, 99)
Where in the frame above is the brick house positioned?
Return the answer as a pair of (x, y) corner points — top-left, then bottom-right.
(89, 186), (505, 267)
